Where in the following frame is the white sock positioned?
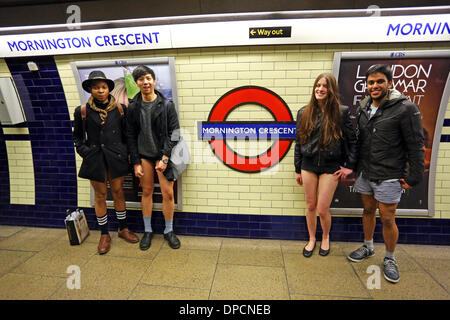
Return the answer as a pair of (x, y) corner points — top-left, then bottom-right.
(364, 239), (374, 250)
(385, 251), (395, 261)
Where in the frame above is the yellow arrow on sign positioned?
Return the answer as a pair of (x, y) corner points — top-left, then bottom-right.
(250, 29), (256, 36)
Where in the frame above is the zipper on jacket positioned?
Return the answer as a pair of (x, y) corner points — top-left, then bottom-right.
(366, 109), (374, 179)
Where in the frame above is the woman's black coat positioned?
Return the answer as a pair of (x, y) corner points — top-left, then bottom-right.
(73, 102), (129, 182)
(294, 105), (358, 173)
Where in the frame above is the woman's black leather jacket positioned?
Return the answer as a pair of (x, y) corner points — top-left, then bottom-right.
(294, 105), (358, 173)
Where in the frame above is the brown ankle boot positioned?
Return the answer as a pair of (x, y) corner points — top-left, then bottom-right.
(98, 234), (111, 254)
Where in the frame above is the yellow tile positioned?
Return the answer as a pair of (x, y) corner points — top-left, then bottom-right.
(272, 200), (294, 208)
(283, 208), (303, 215)
(262, 70), (286, 78)
(250, 79), (275, 87)
(274, 61), (299, 70)
(202, 63), (226, 72)
(207, 199), (229, 206)
(262, 53), (287, 62)
(5, 141), (35, 205)
(228, 200), (250, 207)
(189, 56), (214, 64)
(213, 55), (237, 63)
(0, 59), (11, 73)
(14, 197), (34, 205)
(250, 200), (271, 207)
(2, 128), (29, 135)
(274, 78), (298, 86)
(250, 62), (274, 71)
(228, 185), (249, 192)
(203, 80), (227, 88)
(213, 71), (238, 80)
(238, 71), (262, 79)
(179, 64), (202, 73)
(180, 81), (204, 89)
(196, 205), (219, 213)
(198, 191), (218, 199)
(239, 207), (260, 214)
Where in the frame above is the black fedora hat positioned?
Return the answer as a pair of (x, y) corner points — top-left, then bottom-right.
(82, 70), (115, 93)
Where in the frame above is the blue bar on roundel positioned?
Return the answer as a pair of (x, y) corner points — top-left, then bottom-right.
(198, 121), (296, 140)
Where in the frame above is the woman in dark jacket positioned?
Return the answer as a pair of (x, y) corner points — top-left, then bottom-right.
(294, 72), (358, 258)
(73, 70), (139, 255)
(126, 65), (181, 251)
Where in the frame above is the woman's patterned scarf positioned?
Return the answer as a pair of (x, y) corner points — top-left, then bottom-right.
(88, 94), (117, 125)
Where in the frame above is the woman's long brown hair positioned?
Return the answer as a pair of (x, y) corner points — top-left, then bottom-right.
(297, 73), (342, 148)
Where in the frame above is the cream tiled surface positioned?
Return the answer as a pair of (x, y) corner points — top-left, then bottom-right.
(0, 225), (449, 300)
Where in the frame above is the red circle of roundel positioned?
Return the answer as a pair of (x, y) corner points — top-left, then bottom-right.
(208, 86), (293, 173)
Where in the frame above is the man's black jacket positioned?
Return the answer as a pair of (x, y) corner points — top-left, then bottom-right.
(126, 90), (179, 166)
(356, 89), (425, 186)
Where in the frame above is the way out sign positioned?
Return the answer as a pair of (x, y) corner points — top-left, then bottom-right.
(249, 26), (292, 38)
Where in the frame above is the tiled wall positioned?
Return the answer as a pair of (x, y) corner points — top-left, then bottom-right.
(3, 127), (34, 206)
(437, 116), (450, 214)
(5, 138), (35, 205)
(0, 42), (450, 245)
(0, 56), (78, 226)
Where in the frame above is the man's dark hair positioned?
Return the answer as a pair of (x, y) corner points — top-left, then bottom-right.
(365, 64), (393, 82)
(132, 65), (156, 82)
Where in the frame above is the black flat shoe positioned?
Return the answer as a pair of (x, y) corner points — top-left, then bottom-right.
(319, 243), (330, 256)
(302, 241), (316, 258)
(139, 232), (153, 251)
(164, 231), (181, 249)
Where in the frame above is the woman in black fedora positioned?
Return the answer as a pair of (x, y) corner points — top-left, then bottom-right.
(73, 70), (139, 254)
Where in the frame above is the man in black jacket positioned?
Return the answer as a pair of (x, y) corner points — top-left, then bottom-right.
(126, 65), (181, 250)
(347, 65), (425, 284)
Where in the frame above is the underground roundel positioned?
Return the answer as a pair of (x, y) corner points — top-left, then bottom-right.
(198, 86), (296, 173)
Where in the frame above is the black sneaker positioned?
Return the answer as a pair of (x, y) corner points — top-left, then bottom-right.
(164, 231), (180, 249)
(383, 257), (400, 283)
(347, 245), (375, 262)
(139, 232), (153, 251)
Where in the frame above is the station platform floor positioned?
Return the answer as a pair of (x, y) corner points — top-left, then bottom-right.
(0, 225), (448, 300)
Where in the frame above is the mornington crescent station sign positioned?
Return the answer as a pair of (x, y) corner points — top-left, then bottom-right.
(198, 86), (296, 173)
(1, 13), (448, 58)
